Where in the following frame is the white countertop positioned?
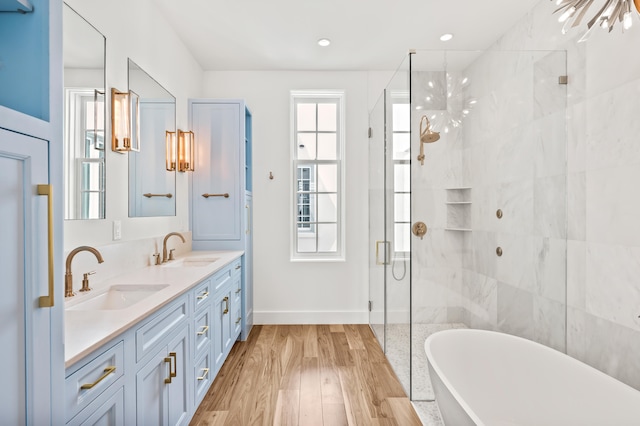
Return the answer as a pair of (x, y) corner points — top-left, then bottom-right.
(64, 250), (243, 368)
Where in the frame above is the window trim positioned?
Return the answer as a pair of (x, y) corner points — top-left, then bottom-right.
(290, 90), (346, 262)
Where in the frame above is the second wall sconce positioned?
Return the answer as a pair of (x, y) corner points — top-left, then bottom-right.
(166, 130), (195, 172)
(111, 87), (140, 152)
(178, 130), (195, 172)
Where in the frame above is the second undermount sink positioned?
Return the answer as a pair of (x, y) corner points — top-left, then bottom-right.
(66, 284), (169, 311)
(162, 257), (219, 268)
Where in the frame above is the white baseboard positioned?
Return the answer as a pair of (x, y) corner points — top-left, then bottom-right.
(254, 310), (368, 324)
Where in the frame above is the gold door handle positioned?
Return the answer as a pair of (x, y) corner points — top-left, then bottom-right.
(197, 368), (210, 381)
(223, 296), (229, 314)
(235, 317), (242, 325)
(197, 291), (209, 300)
(143, 193), (173, 198)
(80, 366), (116, 390)
(375, 240), (390, 265)
(37, 184), (55, 308)
(197, 325), (209, 336)
(164, 356), (172, 384)
(202, 193), (229, 198)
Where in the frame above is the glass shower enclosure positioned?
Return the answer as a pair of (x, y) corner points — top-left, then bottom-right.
(369, 49), (568, 408)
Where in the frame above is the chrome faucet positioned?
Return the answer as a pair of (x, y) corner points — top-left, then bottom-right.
(65, 246), (104, 297)
(162, 232), (186, 263)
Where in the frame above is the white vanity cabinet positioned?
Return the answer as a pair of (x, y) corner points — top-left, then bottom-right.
(65, 258), (244, 425)
(189, 99), (254, 341)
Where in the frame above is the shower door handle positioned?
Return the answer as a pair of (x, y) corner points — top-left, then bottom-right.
(375, 240), (391, 265)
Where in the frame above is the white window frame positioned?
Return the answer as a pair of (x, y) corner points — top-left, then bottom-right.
(290, 90), (346, 262)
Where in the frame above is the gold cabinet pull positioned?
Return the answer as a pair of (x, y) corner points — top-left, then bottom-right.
(37, 184), (55, 308)
(235, 264), (241, 270)
(169, 352), (177, 379)
(197, 291), (209, 300)
(235, 288), (241, 294)
(80, 366), (116, 390)
(235, 317), (242, 325)
(202, 193), (229, 198)
(223, 296), (229, 314)
(245, 203), (251, 235)
(197, 325), (209, 336)
(143, 193), (173, 198)
(164, 356), (172, 384)
(197, 368), (210, 381)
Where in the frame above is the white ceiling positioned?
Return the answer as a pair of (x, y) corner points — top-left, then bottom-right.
(152, 0), (541, 71)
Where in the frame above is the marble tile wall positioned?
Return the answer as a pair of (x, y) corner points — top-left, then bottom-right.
(412, 0), (640, 391)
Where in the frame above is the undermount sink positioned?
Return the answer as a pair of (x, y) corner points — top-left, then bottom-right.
(66, 284), (169, 311)
(162, 257), (219, 268)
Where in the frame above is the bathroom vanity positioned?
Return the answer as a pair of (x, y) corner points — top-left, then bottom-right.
(63, 251), (244, 425)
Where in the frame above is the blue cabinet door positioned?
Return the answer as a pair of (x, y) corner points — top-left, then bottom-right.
(190, 102), (241, 242)
(0, 128), (55, 424)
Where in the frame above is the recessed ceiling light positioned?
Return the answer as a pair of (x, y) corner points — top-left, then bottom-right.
(440, 33), (454, 42)
(317, 38), (331, 47)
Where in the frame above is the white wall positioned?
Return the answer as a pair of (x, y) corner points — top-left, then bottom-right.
(203, 71), (371, 323)
(63, 0), (203, 250)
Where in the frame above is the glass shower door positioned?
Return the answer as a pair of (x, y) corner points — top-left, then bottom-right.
(368, 90), (386, 349)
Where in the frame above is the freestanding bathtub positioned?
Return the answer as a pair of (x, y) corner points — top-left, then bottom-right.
(425, 329), (640, 426)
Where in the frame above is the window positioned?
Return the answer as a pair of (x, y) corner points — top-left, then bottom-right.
(291, 91), (345, 261)
(392, 102), (410, 254)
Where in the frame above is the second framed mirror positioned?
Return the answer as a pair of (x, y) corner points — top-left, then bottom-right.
(127, 59), (176, 217)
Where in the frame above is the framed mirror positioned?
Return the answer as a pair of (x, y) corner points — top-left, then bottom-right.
(127, 59), (176, 217)
(63, 3), (106, 220)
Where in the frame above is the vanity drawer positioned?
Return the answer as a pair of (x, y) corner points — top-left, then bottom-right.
(212, 265), (232, 292)
(194, 278), (212, 311)
(66, 378), (125, 426)
(194, 306), (212, 358)
(135, 295), (188, 363)
(65, 341), (124, 421)
(194, 351), (213, 406)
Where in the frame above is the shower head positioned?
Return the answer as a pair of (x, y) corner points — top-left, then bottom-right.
(420, 115), (440, 143)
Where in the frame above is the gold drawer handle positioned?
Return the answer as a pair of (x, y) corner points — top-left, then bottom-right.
(80, 366), (116, 390)
(235, 288), (241, 294)
(235, 264), (241, 270)
(197, 325), (209, 336)
(235, 317), (242, 325)
(197, 291), (209, 300)
(223, 296), (229, 314)
(202, 193), (229, 198)
(37, 184), (55, 308)
(197, 368), (210, 381)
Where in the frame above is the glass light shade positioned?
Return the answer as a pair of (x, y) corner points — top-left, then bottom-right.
(166, 131), (176, 171)
(111, 88), (130, 152)
(177, 130), (195, 172)
(111, 88), (140, 152)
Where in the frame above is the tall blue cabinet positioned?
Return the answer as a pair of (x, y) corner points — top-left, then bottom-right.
(0, 0), (64, 424)
(189, 99), (253, 340)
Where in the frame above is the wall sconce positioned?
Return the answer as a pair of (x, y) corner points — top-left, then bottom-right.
(111, 87), (140, 152)
(166, 131), (176, 171)
(177, 130), (195, 172)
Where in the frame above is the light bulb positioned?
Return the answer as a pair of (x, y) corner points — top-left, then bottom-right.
(624, 11), (633, 30)
(555, 0), (563, 4)
(601, 18), (610, 29)
(428, 81), (434, 88)
(559, 6), (576, 22)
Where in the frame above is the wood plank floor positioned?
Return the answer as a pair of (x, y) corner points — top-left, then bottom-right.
(190, 325), (422, 426)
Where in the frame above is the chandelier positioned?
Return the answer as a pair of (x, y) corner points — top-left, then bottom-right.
(552, 0), (639, 41)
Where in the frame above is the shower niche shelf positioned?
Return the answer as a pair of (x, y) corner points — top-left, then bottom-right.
(445, 187), (471, 231)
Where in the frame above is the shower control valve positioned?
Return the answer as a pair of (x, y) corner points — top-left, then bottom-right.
(412, 222), (428, 240)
